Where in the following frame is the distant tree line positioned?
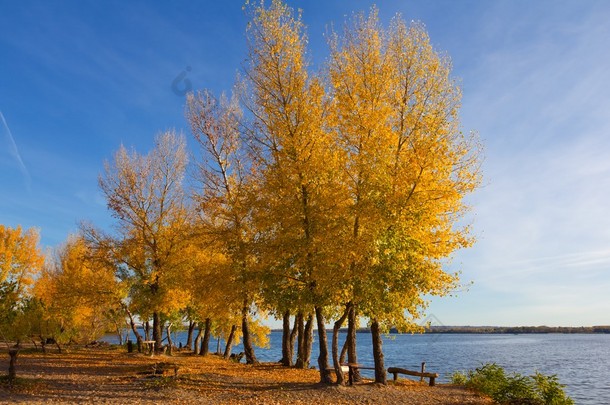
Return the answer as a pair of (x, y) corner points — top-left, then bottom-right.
(417, 325), (610, 334)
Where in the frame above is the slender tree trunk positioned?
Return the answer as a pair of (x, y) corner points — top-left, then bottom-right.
(315, 306), (332, 384)
(242, 302), (258, 364)
(166, 323), (173, 356)
(153, 312), (163, 352)
(339, 339), (348, 364)
(303, 313), (314, 368)
(289, 315), (298, 361)
(145, 320), (151, 341)
(8, 349), (18, 383)
(216, 336), (221, 354)
(124, 306), (143, 352)
(40, 335), (46, 354)
(371, 319), (386, 384)
(193, 323), (203, 355)
(185, 320), (196, 351)
(347, 302), (361, 382)
(201, 318), (211, 356)
(223, 325), (237, 358)
(332, 306), (349, 385)
(114, 320), (124, 345)
(30, 337), (38, 351)
(281, 310), (293, 366)
(295, 312), (305, 368)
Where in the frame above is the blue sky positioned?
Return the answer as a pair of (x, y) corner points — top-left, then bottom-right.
(2, 1), (610, 327)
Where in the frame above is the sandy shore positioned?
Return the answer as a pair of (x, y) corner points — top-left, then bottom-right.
(0, 346), (492, 404)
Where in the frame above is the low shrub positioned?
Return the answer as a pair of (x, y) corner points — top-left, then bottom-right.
(450, 363), (573, 405)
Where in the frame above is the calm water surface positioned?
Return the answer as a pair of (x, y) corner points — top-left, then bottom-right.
(106, 331), (610, 404)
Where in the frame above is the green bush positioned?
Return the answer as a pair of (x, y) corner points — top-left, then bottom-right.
(450, 363), (573, 405)
(450, 371), (468, 385)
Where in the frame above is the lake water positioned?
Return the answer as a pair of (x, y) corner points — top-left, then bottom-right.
(104, 331), (610, 404)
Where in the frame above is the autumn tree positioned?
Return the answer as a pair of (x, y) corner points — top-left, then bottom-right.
(0, 225), (44, 342)
(239, 0), (352, 382)
(33, 235), (124, 348)
(326, 9), (393, 383)
(186, 91), (264, 364)
(185, 238), (243, 356)
(327, 9), (481, 383)
(93, 131), (193, 352)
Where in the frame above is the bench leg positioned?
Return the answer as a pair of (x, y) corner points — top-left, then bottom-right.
(429, 377), (435, 387)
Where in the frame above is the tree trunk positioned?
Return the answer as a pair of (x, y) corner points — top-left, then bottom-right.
(223, 325), (237, 358)
(166, 323), (173, 356)
(289, 315), (298, 360)
(193, 323), (203, 354)
(145, 320), (151, 341)
(332, 306), (349, 385)
(295, 312), (305, 368)
(199, 318), (212, 356)
(339, 339), (348, 364)
(201, 318), (211, 356)
(153, 312), (163, 352)
(40, 336), (46, 354)
(185, 320), (196, 351)
(124, 306), (143, 353)
(315, 306), (332, 384)
(242, 302), (258, 364)
(216, 336), (221, 354)
(371, 319), (386, 384)
(8, 349), (18, 383)
(303, 313), (314, 368)
(30, 337), (38, 351)
(347, 302), (361, 382)
(281, 310), (293, 366)
(114, 320), (124, 346)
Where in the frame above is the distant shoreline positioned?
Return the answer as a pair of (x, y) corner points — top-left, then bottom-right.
(417, 325), (610, 334)
(270, 326), (610, 334)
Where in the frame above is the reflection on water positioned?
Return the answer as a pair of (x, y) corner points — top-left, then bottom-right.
(103, 331), (610, 404)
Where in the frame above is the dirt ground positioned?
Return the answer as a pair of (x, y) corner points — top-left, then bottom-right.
(0, 346), (493, 404)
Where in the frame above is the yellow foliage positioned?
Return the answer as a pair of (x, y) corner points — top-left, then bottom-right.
(243, 0), (348, 314)
(0, 224), (44, 292)
(33, 234), (124, 343)
(326, 9), (482, 327)
(95, 131), (193, 327)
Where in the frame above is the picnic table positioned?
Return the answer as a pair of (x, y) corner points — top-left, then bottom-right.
(142, 340), (156, 354)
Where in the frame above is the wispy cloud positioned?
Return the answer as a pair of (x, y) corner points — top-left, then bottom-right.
(437, 2), (610, 324)
(0, 111), (31, 191)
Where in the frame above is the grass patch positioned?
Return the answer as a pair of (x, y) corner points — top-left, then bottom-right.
(451, 363), (574, 405)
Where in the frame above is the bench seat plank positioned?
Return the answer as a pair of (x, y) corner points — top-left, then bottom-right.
(387, 367), (438, 386)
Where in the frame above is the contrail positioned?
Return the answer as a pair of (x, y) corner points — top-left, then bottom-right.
(0, 111), (31, 190)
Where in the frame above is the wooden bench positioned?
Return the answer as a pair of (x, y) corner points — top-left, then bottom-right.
(325, 363), (376, 385)
(387, 366), (439, 386)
